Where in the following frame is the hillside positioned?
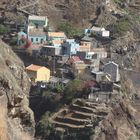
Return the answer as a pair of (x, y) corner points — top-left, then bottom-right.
(0, 39), (35, 140)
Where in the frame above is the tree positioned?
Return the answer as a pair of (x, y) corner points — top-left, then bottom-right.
(62, 80), (83, 104)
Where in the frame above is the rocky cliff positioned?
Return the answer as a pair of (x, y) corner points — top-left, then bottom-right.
(0, 40), (35, 140)
(93, 100), (140, 140)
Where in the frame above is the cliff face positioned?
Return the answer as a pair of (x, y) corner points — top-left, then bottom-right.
(0, 40), (35, 140)
(93, 101), (140, 140)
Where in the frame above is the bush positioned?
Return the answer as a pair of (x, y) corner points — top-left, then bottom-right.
(0, 24), (10, 35)
(112, 16), (130, 36)
(63, 80), (83, 104)
(57, 22), (82, 38)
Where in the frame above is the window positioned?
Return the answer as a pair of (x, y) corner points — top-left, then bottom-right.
(31, 38), (33, 42)
(36, 38), (38, 42)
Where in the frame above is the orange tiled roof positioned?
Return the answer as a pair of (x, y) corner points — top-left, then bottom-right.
(48, 32), (66, 38)
(26, 64), (43, 71)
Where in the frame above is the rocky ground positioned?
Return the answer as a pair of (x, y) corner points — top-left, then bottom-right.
(0, 39), (35, 140)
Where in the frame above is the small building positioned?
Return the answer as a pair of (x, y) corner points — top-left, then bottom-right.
(90, 26), (110, 38)
(91, 71), (105, 82)
(28, 28), (47, 44)
(47, 32), (67, 41)
(67, 56), (81, 66)
(40, 45), (61, 56)
(26, 64), (50, 82)
(104, 61), (120, 82)
(79, 41), (91, 52)
(77, 51), (95, 60)
(84, 59), (100, 72)
(52, 40), (64, 47)
(28, 15), (48, 31)
(61, 39), (80, 56)
(72, 61), (86, 76)
(91, 48), (107, 59)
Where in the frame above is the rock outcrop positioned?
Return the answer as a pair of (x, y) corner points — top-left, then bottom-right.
(93, 100), (140, 140)
(0, 40), (35, 140)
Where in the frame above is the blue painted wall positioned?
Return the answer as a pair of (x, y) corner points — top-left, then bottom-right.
(28, 36), (47, 44)
(62, 39), (79, 56)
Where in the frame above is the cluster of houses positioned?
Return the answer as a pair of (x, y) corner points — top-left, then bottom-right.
(19, 15), (120, 102)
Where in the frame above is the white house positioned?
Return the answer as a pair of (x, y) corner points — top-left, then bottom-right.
(90, 26), (110, 37)
(104, 61), (120, 82)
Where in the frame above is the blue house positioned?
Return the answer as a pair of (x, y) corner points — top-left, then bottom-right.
(62, 39), (80, 56)
(28, 28), (47, 44)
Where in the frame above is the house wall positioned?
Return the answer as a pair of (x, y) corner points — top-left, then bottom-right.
(79, 41), (91, 52)
(36, 67), (50, 82)
(28, 36), (46, 44)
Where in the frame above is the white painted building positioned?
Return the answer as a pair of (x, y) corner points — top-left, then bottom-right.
(90, 26), (110, 37)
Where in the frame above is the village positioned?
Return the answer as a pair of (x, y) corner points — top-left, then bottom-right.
(1, 12), (122, 139)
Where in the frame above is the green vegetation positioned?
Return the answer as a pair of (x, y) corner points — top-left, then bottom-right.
(112, 16), (131, 36)
(57, 22), (82, 38)
(63, 79), (83, 104)
(0, 24), (10, 35)
(113, 0), (123, 4)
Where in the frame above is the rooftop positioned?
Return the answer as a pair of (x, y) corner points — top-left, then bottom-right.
(28, 28), (46, 36)
(26, 64), (44, 71)
(71, 56), (81, 62)
(28, 15), (47, 21)
(48, 32), (66, 38)
(91, 26), (105, 32)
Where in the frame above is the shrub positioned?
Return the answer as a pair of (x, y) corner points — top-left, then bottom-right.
(57, 22), (82, 38)
(112, 16), (131, 36)
(63, 80), (83, 104)
(0, 24), (10, 35)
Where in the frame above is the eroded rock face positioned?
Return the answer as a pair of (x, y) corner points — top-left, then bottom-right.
(93, 101), (140, 140)
(0, 40), (35, 140)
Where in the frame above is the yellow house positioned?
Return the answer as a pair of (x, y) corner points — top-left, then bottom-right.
(26, 64), (50, 82)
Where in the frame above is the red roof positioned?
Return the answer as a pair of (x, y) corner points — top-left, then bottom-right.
(71, 56), (81, 62)
(26, 64), (43, 71)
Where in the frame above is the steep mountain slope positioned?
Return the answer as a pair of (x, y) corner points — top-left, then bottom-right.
(0, 39), (35, 140)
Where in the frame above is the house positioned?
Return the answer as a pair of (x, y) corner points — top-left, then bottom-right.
(90, 26), (110, 38)
(47, 32), (67, 41)
(26, 64), (50, 82)
(91, 71), (105, 82)
(67, 56), (81, 65)
(104, 61), (120, 82)
(84, 59), (100, 72)
(28, 28), (47, 44)
(52, 40), (64, 47)
(28, 15), (48, 32)
(77, 51), (95, 60)
(79, 41), (91, 52)
(72, 61), (87, 76)
(61, 39), (80, 56)
(17, 31), (27, 46)
(40, 45), (62, 56)
(91, 48), (107, 59)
